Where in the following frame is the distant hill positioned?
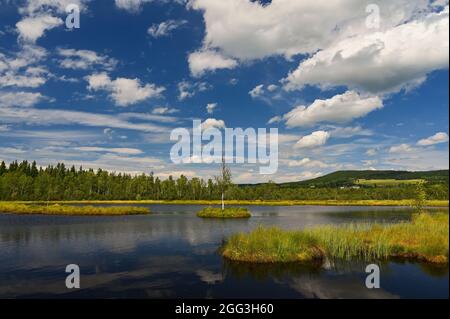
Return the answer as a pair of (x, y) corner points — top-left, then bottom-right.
(276, 170), (449, 188)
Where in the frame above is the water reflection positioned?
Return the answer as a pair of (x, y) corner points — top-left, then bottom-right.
(0, 205), (448, 298)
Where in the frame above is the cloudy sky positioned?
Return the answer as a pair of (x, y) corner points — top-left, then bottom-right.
(0, 0), (449, 183)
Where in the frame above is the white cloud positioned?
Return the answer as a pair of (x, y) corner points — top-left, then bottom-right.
(152, 107), (179, 115)
(288, 158), (329, 168)
(0, 125), (10, 132)
(74, 147), (143, 155)
(366, 148), (378, 156)
(206, 103), (217, 114)
(16, 15), (63, 43)
(86, 73), (165, 106)
(294, 131), (330, 149)
(329, 126), (373, 138)
(19, 0), (90, 16)
(284, 7), (449, 94)
(115, 0), (153, 12)
(0, 91), (47, 107)
(417, 132), (449, 146)
(0, 72), (47, 88)
(389, 143), (415, 153)
(177, 80), (211, 100)
(188, 49), (237, 77)
(249, 84), (264, 98)
(282, 91), (383, 128)
(0, 107), (169, 132)
(267, 84), (278, 92)
(57, 48), (117, 71)
(201, 118), (226, 130)
(148, 20), (187, 38)
(189, 0), (430, 61)
(267, 116), (282, 125)
(0, 45), (49, 88)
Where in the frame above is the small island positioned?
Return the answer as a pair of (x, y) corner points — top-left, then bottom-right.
(0, 202), (150, 216)
(197, 206), (251, 219)
(222, 212), (449, 264)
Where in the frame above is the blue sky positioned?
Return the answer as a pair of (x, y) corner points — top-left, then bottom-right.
(0, 0), (449, 183)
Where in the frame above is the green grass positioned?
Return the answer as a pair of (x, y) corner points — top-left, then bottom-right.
(10, 199), (449, 207)
(222, 212), (449, 264)
(0, 202), (150, 216)
(356, 179), (424, 186)
(197, 207), (251, 218)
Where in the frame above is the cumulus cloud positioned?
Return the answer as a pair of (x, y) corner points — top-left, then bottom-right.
(16, 15), (63, 43)
(417, 132), (449, 146)
(57, 48), (117, 71)
(148, 20), (187, 38)
(282, 91), (383, 128)
(115, 0), (153, 12)
(86, 72), (165, 106)
(206, 103), (217, 114)
(249, 84), (264, 98)
(177, 80), (211, 100)
(284, 7), (449, 94)
(0, 45), (48, 88)
(201, 118), (226, 130)
(14, 1), (90, 43)
(294, 131), (330, 149)
(188, 49), (237, 77)
(0, 91), (47, 107)
(189, 0), (430, 61)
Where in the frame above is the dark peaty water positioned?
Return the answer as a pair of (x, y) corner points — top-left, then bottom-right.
(0, 205), (448, 299)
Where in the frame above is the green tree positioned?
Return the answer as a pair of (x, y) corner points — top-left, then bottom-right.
(414, 180), (427, 212)
(215, 155), (232, 210)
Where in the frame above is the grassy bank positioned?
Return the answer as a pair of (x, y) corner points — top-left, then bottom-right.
(222, 212), (449, 264)
(0, 202), (150, 216)
(197, 207), (251, 218)
(10, 199), (449, 207)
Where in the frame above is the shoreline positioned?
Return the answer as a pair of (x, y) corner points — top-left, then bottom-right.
(5, 199), (449, 207)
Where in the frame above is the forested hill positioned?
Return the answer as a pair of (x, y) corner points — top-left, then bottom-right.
(0, 160), (448, 201)
(277, 170), (449, 188)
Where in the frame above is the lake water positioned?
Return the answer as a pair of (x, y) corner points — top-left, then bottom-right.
(0, 205), (448, 299)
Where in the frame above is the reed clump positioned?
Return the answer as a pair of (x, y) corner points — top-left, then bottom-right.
(222, 213), (449, 264)
(0, 202), (150, 216)
(197, 207), (251, 218)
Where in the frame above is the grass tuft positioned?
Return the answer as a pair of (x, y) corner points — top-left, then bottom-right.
(197, 207), (251, 218)
(222, 212), (449, 264)
(0, 202), (150, 216)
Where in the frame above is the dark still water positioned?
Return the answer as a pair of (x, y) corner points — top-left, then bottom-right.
(0, 205), (448, 299)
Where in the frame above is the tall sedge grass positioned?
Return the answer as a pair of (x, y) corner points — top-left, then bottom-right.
(0, 202), (150, 216)
(222, 213), (449, 264)
(197, 207), (251, 218)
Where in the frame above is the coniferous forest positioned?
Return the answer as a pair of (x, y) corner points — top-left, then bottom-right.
(0, 160), (448, 201)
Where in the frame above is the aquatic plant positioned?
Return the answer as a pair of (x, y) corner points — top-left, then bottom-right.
(197, 207), (251, 218)
(222, 212), (449, 264)
(0, 202), (150, 216)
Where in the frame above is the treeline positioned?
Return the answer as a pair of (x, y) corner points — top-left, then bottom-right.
(0, 161), (448, 201)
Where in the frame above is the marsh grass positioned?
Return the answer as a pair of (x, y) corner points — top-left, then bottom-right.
(197, 207), (251, 218)
(222, 213), (449, 264)
(0, 202), (150, 216)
